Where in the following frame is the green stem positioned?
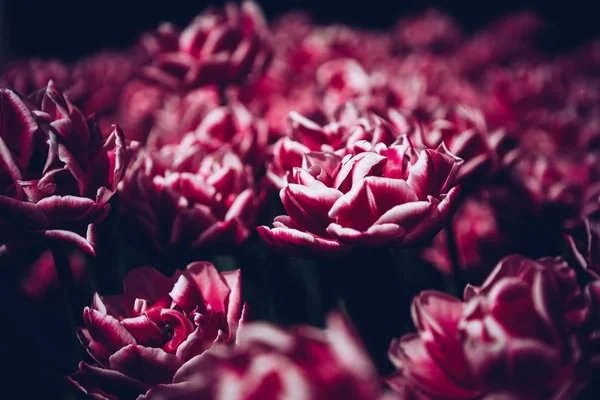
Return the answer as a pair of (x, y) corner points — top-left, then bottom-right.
(445, 221), (465, 296)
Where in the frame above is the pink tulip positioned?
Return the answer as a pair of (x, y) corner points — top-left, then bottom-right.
(0, 83), (127, 254)
(69, 261), (246, 399)
(387, 255), (590, 399)
(259, 136), (462, 257)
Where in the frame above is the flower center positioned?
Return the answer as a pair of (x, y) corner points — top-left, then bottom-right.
(161, 323), (174, 343)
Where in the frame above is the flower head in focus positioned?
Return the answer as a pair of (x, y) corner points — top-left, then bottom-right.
(259, 135), (462, 257)
(70, 261), (246, 399)
(0, 83), (127, 254)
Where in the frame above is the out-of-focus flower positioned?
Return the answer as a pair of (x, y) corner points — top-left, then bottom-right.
(118, 79), (220, 144)
(0, 83), (126, 254)
(265, 107), (400, 190)
(456, 11), (543, 76)
(258, 136), (462, 257)
(118, 1), (271, 144)
(69, 262), (246, 399)
(186, 103), (269, 170)
(139, 313), (391, 400)
(387, 255), (590, 399)
(0, 59), (71, 95)
(509, 153), (591, 225)
(138, 1), (272, 90)
(288, 24), (392, 75)
(416, 105), (514, 184)
(316, 58), (372, 116)
(227, 71), (322, 141)
(119, 141), (257, 257)
(68, 52), (138, 118)
(422, 196), (511, 281)
(393, 10), (463, 54)
(21, 250), (87, 299)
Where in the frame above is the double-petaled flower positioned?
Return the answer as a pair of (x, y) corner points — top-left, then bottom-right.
(259, 135), (462, 257)
(138, 1), (272, 90)
(387, 255), (591, 399)
(119, 139), (257, 257)
(0, 83), (126, 254)
(70, 262), (246, 399)
(185, 103), (269, 171)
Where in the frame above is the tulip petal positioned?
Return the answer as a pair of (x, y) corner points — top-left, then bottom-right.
(374, 201), (433, 227)
(37, 195), (96, 224)
(43, 229), (96, 255)
(0, 88), (38, 165)
(326, 223), (404, 246)
(109, 345), (181, 386)
(120, 315), (163, 347)
(224, 188), (254, 222)
(0, 194), (49, 227)
(334, 152), (387, 193)
(170, 261), (231, 315)
(411, 291), (473, 386)
(69, 362), (149, 400)
(329, 177), (419, 231)
(407, 149), (462, 199)
(388, 335), (479, 399)
(257, 224), (350, 258)
(281, 184), (341, 234)
(83, 308), (137, 363)
(222, 269), (242, 340)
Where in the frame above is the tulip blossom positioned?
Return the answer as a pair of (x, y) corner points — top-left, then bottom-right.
(387, 255), (590, 399)
(0, 83), (126, 254)
(266, 107), (401, 190)
(139, 313), (391, 400)
(393, 10), (464, 54)
(0, 59), (71, 96)
(258, 136), (463, 257)
(69, 261), (246, 399)
(118, 78), (221, 144)
(68, 51), (138, 118)
(509, 152), (591, 225)
(119, 140), (257, 257)
(186, 103), (269, 170)
(138, 1), (272, 90)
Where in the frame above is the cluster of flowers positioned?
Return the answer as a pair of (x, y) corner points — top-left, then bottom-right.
(2, 2), (600, 399)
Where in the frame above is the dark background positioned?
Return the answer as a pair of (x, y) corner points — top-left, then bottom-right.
(0, 0), (598, 63)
